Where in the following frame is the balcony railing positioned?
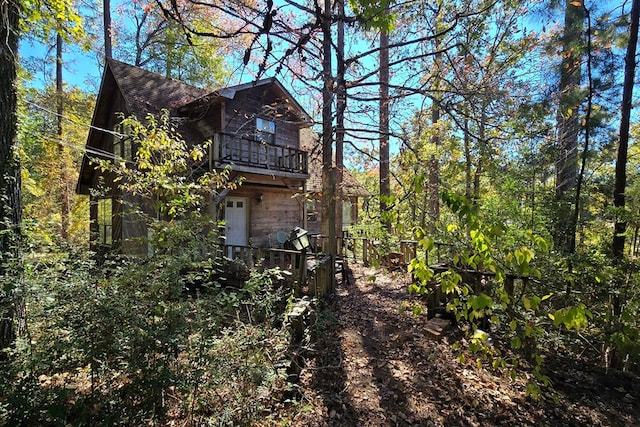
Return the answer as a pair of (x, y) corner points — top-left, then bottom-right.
(212, 133), (308, 175)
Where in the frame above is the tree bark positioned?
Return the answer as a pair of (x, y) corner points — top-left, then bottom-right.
(429, 87), (441, 219)
(612, 0), (639, 260)
(104, 0), (113, 59)
(379, 28), (390, 232)
(473, 104), (487, 203)
(464, 119), (471, 199)
(320, 0), (336, 290)
(335, 0), (345, 241)
(554, 0), (584, 254)
(0, 0), (22, 354)
(57, 32), (70, 241)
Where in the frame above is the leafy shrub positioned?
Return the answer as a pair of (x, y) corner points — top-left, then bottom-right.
(407, 191), (602, 397)
(0, 252), (296, 426)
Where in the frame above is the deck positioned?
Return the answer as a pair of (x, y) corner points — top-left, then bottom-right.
(212, 133), (308, 176)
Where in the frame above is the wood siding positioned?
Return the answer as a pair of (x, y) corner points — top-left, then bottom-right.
(121, 193), (150, 255)
(226, 184), (304, 248)
(223, 90), (301, 149)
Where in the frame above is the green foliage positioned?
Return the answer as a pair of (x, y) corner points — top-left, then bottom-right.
(407, 192), (601, 396)
(98, 111), (237, 221)
(113, 1), (231, 88)
(93, 111), (244, 260)
(0, 250), (295, 425)
(349, 0), (396, 31)
(549, 304), (593, 331)
(18, 85), (93, 249)
(21, 0), (89, 48)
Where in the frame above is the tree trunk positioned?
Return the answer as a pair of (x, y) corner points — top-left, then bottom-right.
(57, 32), (70, 242)
(428, 104), (440, 220)
(554, 0), (584, 254)
(0, 0), (22, 354)
(473, 104), (487, 203)
(379, 28), (390, 232)
(104, 0), (112, 59)
(428, 48), (442, 224)
(612, 0), (639, 260)
(320, 0), (335, 290)
(464, 119), (472, 199)
(335, 0), (345, 242)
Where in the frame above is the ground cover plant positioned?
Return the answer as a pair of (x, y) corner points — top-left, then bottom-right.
(0, 247), (300, 426)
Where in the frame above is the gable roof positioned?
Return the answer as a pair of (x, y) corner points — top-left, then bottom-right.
(179, 77), (312, 126)
(77, 60), (313, 194)
(108, 59), (210, 117)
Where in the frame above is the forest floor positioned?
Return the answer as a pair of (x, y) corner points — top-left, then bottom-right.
(281, 262), (640, 426)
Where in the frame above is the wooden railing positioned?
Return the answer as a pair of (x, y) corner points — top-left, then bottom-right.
(213, 133), (308, 174)
(308, 255), (333, 298)
(310, 233), (425, 269)
(222, 244), (340, 298)
(223, 245), (308, 288)
(221, 236), (448, 297)
(309, 234), (407, 264)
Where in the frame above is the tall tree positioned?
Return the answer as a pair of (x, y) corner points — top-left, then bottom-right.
(104, 0), (112, 58)
(56, 31), (70, 241)
(3, 0), (85, 351)
(390, 1), (535, 231)
(0, 0), (22, 353)
(380, 26), (390, 231)
(321, 0), (336, 288)
(20, 85), (93, 247)
(336, 0), (346, 239)
(428, 46), (441, 221)
(554, 0), (585, 254)
(612, 0), (639, 260)
(116, 1), (229, 87)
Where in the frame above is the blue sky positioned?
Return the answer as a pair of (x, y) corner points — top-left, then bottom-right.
(20, 37), (103, 92)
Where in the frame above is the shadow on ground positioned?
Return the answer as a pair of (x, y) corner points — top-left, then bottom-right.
(288, 262), (640, 427)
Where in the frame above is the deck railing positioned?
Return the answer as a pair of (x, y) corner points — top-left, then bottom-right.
(213, 133), (308, 174)
(311, 233), (422, 268)
(220, 236), (431, 296)
(223, 245), (308, 287)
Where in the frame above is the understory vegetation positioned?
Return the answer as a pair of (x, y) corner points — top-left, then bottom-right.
(348, 187), (640, 400)
(1, 249), (298, 426)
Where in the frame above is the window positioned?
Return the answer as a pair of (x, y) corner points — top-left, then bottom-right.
(306, 199), (318, 222)
(113, 124), (134, 161)
(342, 200), (353, 226)
(256, 117), (276, 145)
(97, 198), (113, 245)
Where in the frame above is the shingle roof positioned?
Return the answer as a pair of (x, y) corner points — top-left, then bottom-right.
(108, 59), (209, 116)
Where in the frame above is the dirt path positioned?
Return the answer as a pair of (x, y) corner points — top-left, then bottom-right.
(289, 263), (640, 426)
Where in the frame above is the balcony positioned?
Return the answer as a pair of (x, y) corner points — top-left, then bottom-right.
(212, 133), (308, 176)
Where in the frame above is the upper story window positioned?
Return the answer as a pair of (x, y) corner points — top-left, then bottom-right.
(256, 117), (275, 145)
(113, 124), (134, 162)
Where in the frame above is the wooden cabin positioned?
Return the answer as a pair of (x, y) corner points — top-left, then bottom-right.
(77, 59), (313, 255)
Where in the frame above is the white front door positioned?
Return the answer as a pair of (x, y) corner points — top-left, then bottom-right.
(224, 197), (248, 257)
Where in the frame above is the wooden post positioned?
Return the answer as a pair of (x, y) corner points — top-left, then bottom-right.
(363, 238), (369, 265)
